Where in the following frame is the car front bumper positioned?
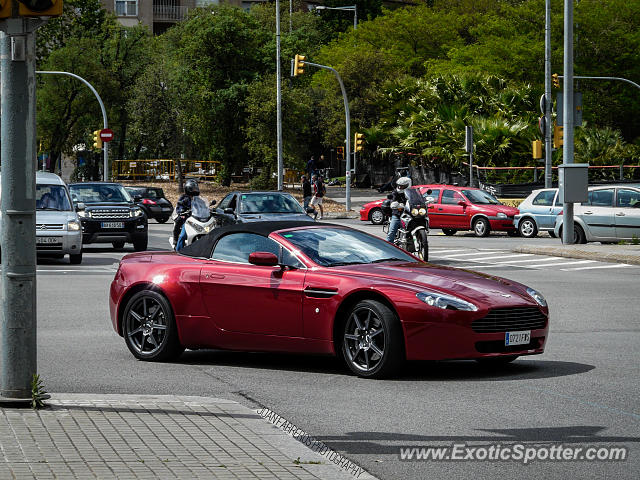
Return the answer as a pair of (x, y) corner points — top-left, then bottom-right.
(79, 217), (147, 244)
(36, 230), (83, 256)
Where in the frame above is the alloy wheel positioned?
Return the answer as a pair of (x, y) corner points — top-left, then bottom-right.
(343, 306), (386, 373)
(125, 295), (169, 356)
(519, 219), (537, 238)
(370, 209), (384, 225)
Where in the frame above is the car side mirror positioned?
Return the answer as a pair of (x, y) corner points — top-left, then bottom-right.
(248, 252), (279, 267)
(75, 202), (86, 211)
(458, 200), (467, 207)
(133, 195), (142, 202)
(210, 200), (217, 206)
(426, 189), (432, 195)
(223, 207), (234, 215)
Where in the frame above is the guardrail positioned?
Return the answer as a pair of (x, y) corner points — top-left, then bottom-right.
(153, 2), (190, 21)
(112, 159), (221, 180)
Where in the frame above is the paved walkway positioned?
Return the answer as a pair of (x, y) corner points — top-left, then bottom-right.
(0, 394), (374, 480)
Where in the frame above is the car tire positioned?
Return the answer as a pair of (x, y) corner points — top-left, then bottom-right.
(341, 299), (404, 379)
(473, 217), (490, 237)
(559, 225), (587, 244)
(122, 290), (184, 361)
(112, 241), (125, 249)
(69, 252), (83, 265)
(156, 216), (170, 224)
(416, 229), (428, 261)
(133, 237), (148, 252)
(548, 231), (557, 238)
(442, 229), (457, 236)
(369, 208), (385, 225)
(518, 218), (538, 238)
(476, 355), (518, 366)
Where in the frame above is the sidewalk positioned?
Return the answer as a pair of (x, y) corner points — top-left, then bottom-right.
(0, 394), (375, 480)
(513, 243), (640, 265)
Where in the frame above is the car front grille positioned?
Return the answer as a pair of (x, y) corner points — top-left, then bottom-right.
(36, 223), (64, 230)
(90, 209), (130, 219)
(472, 307), (547, 333)
(37, 243), (63, 251)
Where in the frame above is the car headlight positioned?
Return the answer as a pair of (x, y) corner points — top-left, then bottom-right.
(526, 287), (547, 307)
(419, 208), (427, 216)
(497, 212), (507, 219)
(411, 208), (419, 216)
(416, 291), (478, 311)
(67, 220), (81, 231)
(130, 208), (143, 217)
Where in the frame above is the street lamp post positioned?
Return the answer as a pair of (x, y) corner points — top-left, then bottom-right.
(314, 5), (357, 30)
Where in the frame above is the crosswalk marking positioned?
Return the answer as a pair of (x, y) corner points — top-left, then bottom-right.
(440, 252), (506, 258)
(519, 260), (596, 268)
(473, 254), (535, 261)
(562, 263), (631, 271)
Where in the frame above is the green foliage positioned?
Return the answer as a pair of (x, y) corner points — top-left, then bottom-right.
(31, 374), (47, 410)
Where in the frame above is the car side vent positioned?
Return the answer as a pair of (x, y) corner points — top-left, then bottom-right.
(304, 287), (338, 299)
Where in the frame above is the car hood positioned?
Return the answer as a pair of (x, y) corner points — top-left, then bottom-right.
(476, 204), (519, 216)
(239, 213), (315, 222)
(362, 199), (384, 209)
(36, 210), (79, 223)
(335, 262), (538, 307)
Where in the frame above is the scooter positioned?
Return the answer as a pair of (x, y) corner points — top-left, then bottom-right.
(383, 188), (432, 261)
(169, 197), (217, 250)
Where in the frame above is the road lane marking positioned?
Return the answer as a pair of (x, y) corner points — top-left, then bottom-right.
(472, 254), (536, 261)
(562, 263), (632, 271)
(429, 249), (468, 254)
(440, 251), (508, 258)
(523, 260), (597, 268)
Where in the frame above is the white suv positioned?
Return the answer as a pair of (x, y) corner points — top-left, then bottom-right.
(553, 185), (640, 243)
(0, 172), (83, 263)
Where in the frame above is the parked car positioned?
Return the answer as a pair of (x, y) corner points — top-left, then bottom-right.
(553, 185), (640, 243)
(125, 186), (173, 223)
(211, 191), (315, 226)
(0, 172), (83, 264)
(420, 186), (518, 236)
(514, 188), (561, 238)
(110, 221), (549, 378)
(69, 182), (148, 251)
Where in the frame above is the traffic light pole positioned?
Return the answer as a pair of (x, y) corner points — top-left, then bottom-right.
(0, 18), (42, 403)
(300, 61), (351, 211)
(544, 0), (552, 188)
(36, 71), (109, 181)
(561, 0), (575, 244)
(276, 0), (284, 191)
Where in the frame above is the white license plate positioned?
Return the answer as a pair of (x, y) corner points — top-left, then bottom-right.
(101, 222), (124, 228)
(36, 236), (60, 244)
(505, 330), (531, 346)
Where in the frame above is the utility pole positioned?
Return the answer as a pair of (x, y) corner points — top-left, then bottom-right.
(544, 0), (552, 188)
(0, 18), (40, 403)
(561, 0), (575, 244)
(276, 0), (284, 191)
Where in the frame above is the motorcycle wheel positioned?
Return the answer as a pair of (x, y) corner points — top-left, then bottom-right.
(416, 230), (428, 261)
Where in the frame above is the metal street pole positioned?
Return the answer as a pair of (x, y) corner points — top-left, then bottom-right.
(544, 0), (552, 188)
(314, 5), (357, 30)
(289, 0), (292, 34)
(276, 0), (284, 191)
(299, 60), (352, 211)
(0, 18), (41, 402)
(561, 0), (575, 244)
(37, 71), (109, 181)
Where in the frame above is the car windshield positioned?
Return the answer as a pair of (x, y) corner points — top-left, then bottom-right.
(240, 193), (305, 214)
(461, 189), (501, 205)
(36, 185), (72, 211)
(280, 227), (418, 267)
(70, 184), (132, 204)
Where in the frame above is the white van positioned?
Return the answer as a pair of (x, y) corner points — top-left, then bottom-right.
(0, 172), (83, 264)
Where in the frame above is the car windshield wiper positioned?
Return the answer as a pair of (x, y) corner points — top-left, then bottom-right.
(38, 207), (63, 211)
(326, 261), (366, 267)
(370, 257), (407, 263)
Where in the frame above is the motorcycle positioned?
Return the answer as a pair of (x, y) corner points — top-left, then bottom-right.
(169, 196), (217, 250)
(383, 188), (432, 261)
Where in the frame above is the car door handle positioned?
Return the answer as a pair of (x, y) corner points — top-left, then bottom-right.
(204, 273), (225, 279)
(615, 212), (626, 216)
(438, 208), (443, 211)
(583, 211), (593, 215)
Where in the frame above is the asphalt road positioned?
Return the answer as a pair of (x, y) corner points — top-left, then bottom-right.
(31, 219), (639, 480)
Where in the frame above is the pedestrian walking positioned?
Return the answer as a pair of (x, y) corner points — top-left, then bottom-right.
(306, 156), (317, 177)
(301, 175), (312, 209)
(310, 174), (326, 220)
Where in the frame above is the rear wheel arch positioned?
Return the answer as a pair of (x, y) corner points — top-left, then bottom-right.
(332, 290), (401, 355)
(117, 283), (173, 336)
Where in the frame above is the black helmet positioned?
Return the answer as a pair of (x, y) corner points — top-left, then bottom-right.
(184, 179), (199, 196)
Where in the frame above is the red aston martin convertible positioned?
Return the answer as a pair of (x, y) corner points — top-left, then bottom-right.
(109, 221), (549, 378)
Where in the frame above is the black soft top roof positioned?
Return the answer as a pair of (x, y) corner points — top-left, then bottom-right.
(179, 220), (334, 258)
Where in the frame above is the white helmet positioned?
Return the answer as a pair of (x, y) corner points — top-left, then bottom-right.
(396, 176), (412, 192)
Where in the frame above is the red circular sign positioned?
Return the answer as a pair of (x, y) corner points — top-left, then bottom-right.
(100, 128), (114, 142)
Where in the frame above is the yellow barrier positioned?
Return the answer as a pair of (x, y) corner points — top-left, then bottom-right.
(112, 160), (221, 180)
(498, 198), (524, 207)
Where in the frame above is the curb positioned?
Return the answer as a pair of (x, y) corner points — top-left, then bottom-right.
(512, 245), (640, 266)
(323, 212), (360, 219)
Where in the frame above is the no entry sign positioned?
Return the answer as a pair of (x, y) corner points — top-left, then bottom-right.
(100, 128), (114, 142)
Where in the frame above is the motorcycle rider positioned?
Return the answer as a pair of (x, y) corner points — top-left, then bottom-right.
(386, 176), (411, 242)
(172, 179), (199, 251)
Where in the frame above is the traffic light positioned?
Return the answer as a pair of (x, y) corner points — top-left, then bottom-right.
(336, 146), (344, 161)
(293, 54), (306, 76)
(552, 73), (560, 89)
(553, 124), (564, 148)
(532, 140), (543, 159)
(0, 0), (12, 18)
(18, 0), (63, 16)
(93, 130), (103, 150)
(354, 133), (365, 152)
